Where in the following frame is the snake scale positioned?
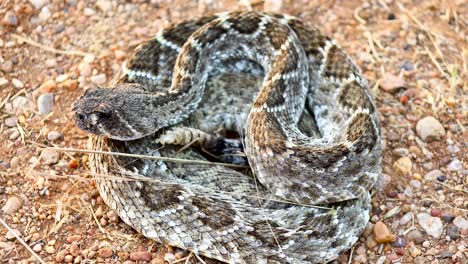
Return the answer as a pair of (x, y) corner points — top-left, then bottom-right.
(73, 11), (382, 263)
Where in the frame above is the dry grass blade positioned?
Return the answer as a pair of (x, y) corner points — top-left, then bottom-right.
(45, 146), (250, 169)
(11, 33), (90, 57)
(0, 217), (46, 264)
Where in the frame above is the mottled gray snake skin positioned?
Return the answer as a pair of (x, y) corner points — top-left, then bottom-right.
(73, 11), (382, 263)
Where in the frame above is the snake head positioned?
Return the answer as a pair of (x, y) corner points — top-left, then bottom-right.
(73, 86), (148, 141)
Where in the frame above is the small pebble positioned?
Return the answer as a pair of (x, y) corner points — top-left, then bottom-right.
(410, 179), (421, 189)
(373, 221), (396, 243)
(422, 240), (431, 248)
(164, 252), (176, 262)
(130, 251), (152, 261)
(98, 247), (113, 258)
(38, 6), (51, 21)
(441, 212), (455, 222)
(10, 157), (20, 168)
(90, 73), (107, 85)
(446, 224), (460, 240)
(399, 212), (412, 225)
(5, 228), (21, 240)
(5, 116), (18, 127)
(60, 79), (79, 91)
(47, 131), (63, 141)
(393, 157), (412, 176)
(424, 169), (443, 181)
(12, 78), (24, 89)
(430, 208), (441, 217)
(417, 213), (443, 238)
(416, 116), (445, 142)
(2, 12), (18, 26)
(29, 0), (48, 9)
(379, 73), (406, 92)
(41, 149), (60, 165)
(37, 93), (54, 115)
(391, 236), (407, 248)
(1, 61), (13, 73)
(66, 235), (82, 243)
(392, 148), (409, 157)
(45, 245), (55, 254)
(447, 159), (462, 172)
(453, 216), (468, 230)
(96, 0), (113, 12)
(2, 196), (22, 214)
(32, 243), (42, 253)
(407, 230), (424, 244)
(0, 77), (9, 88)
(39, 79), (57, 93)
(84, 7), (97, 16)
(64, 255), (73, 263)
(409, 246), (422, 257)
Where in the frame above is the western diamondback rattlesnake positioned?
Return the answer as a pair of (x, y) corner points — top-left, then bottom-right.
(73, 11), (382, 263)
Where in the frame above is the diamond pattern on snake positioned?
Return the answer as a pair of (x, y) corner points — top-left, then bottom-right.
(73, 11), (382, 264)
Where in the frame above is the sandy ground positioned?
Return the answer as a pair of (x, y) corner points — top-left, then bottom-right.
(0, 0), (466, 263)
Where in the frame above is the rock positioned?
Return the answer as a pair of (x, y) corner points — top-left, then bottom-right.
(5, 116), (18, 127)
(399, 212), (412, 225)
(424, 169), (443, 181)
(10, 157), (19, 168)
(413, 256), (426, 264)
(391, 236), (406, 248)
(130, 251), (152, 261)
(66, 235), (82, 243)
(407, 230), (424, 244)
(0, 77), (9, 88)
(29, 0), (49, 9)
(45, 245), (55, 254)
(373, 221), (396, 243)
(1, 61), (13, 73)
(417, 213), (443, 238)
(47, 131), (63, 141)
(5, 228), (20, 240)
(2, 196), (22, 214)
(453, 216), (468, 230)
(446, 224), (460, 240)
(410, 179), (421, 189)
(392, 148), (409, 157)
(366, 235), (377, 248)
(409, 246), (422, 257)
(78, 62), (92, 77)
(39, 80), (57, 93)
(64, 255), (73, 262)
(379, 73), (406, 92)
(90, 73), (107, 85)
(37, 93), (54, 115)
(98, 247), (113, 258)
(96, 0), (113, 12)
(2, 12), (18, 26)
(56, 74), (69, 83)
(164, 252), (176, 262)
(447, 159), (462, 172)
(84, 7), (97, 16)
(38, 6), (51, 21)
(12, 78), (24, 89)
(32, 243), (42, 252)
(416, 116), (445, 142)
(441, 212), (455, 222)
(41, 149), (60, 165)
(59, 79), (79, 91)
(393, 157), (412, 176)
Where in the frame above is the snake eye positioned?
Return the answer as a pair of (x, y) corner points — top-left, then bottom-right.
(75, 112), (86, 121)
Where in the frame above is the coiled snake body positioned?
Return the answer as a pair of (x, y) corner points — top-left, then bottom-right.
(73, 11), (382, 263)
